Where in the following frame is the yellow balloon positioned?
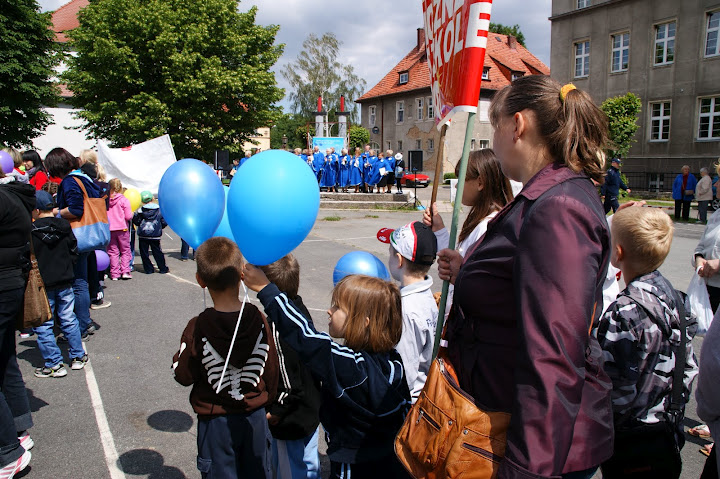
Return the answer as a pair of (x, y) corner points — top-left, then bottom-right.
(124, 188), (142, 211)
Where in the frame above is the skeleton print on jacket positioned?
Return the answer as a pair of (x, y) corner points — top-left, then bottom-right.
(172, 305), (278, 416)
(597, 270), (698, 428)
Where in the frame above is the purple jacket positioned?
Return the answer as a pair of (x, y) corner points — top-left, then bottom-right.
(447, 163), (613, 478)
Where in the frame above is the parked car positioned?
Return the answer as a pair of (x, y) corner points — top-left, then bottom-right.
(401, 173), (430, 187)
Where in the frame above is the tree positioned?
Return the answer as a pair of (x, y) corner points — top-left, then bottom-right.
(489, 23), (526, 47)
(0, 0), (60, 148)
(63, 0), (284, 161)
(270, 113), (310, 150)
(600, 92), (642, 159)
(348, 125), (369, 150)
(282, 33), (366, 124)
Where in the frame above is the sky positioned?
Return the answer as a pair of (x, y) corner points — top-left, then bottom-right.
(38, 0), (552, 110)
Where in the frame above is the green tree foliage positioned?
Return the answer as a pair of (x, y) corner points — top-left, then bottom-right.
(0, 0), (60, 148)
(600, 93), (642, 159)
(282, 33), (366, 124)
(63, 0), (284, 160)
(348, 125), (369, 150)
(270, 113), (310, 150)
(489, 23), (526, 46)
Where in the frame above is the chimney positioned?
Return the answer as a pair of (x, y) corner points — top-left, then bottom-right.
(417, 28), (426, 50)
(507, 35), (517, 50)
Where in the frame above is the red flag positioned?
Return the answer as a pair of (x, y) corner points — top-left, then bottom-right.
(422, 0), (493, 127)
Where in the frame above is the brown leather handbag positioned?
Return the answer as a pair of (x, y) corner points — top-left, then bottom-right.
(395, 354), (511, 479)
(17, 240), (52, 330)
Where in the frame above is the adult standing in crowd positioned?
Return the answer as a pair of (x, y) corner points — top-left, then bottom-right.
(437, 76), (613, 479)
(45, 148), (102, 339)
(696, 315), (720, 479)
(673, 165), (697, 221)
(697, 167), (713, 224)
(601, 157), (630, 214)
(0, 169), (35, 476)
(78, 149), (98, 180)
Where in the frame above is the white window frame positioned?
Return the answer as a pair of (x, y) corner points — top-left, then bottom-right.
(611, 32), (630, 73)
(428, 139), (434, 151)
(416, 98), (424, 121)
(399, 72), (409, 84)
(415, 139), (422, 150)
(427, 96), (434, 121)
(698, 96), (720, 140)
(471, 138), (476, 150)
(482, 67), (490, 80)
(577, 0), (590, 9)
(396, 101), (404, 123)
(706, 10), (720, 57)
(649, 101), (671, 142)
(574, 40), (590, 78)
(654, 22), (676, 66)
(479, 140), (490, 149)
(369, 105), (376, 127)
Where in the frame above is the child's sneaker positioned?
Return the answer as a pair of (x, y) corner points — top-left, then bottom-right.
(90, 299), (111, 310)
(34, 364), (67, 378)
(0, 450), (31, 478)
(71, 355), (88, 370)
(121, 273), (132, 280)
(18, 432), (33, 451)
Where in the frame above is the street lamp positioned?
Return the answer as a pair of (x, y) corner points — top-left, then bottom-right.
(282, 134), (288, 150)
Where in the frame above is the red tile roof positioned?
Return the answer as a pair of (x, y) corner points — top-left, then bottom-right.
(51, 0), (88, 43)
(356, 30), (549, 103)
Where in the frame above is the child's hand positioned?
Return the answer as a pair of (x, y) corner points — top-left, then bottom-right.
(242, 263), (270, 292)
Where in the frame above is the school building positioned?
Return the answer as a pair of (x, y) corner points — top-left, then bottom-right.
(550, 0), (720, 192)
(355, 28), (549, 175)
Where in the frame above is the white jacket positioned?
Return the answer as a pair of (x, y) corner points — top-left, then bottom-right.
(696, 175), (713, 201)
(693, 208), (720, 288)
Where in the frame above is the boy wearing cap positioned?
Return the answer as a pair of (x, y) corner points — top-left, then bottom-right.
(132, 191), (169, 274)
(31, 190), (88, 377)
(379, 221), (438, 402)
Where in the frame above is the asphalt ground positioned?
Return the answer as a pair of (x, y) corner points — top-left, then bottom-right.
(13, 191), (715, 479)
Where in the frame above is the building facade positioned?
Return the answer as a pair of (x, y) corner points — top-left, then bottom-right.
(550, 0), (720, 189)
(356, 29), (549, 175)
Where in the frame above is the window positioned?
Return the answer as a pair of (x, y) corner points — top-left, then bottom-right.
(482, 67), (490, 80)
(428, 139), (434, 151)
(369, 106), (376, 126)
(511, 72), (524, 81)
(654, 22), (675, 65)
(471, 139), (476, 150)
(649, 101), (671, 141)
(698, 96), (720, 139)
(396, 101), (404, 123)
(397, 140), (403, 151)
(416, 98), (424, 121)
(415, 139), (422, 150)
(574, 41), (590, 78)
(706, 11), (720, 57)
(387, 141), (391, 150)
(399, 72), (409, 84)
(611, 33), (630, 72)
(427, 97), (434, 120)
(577, 0), (591, 8)
(479, 140), (490, 149)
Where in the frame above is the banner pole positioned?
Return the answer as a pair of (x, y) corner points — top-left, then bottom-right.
(432, 112), (475, 359)
(430, 124), (449, 211)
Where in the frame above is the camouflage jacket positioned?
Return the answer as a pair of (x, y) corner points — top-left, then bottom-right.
(596, 270), (698, 429)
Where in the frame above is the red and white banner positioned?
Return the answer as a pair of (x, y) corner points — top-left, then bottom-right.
(422, 0), (493, 127)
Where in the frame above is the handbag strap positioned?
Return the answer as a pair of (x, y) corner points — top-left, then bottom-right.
(667, 285), (687, 419)
(72, 176), (91, 201)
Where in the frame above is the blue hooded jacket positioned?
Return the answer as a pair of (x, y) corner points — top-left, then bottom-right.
(132, 203), (167, 239)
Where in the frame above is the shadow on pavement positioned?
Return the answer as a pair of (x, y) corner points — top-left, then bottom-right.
(117, 449), (186, 478)
(26, 388), (49, 413)
(147, 410), (194, 433)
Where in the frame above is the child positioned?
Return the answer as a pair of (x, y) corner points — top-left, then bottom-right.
(132, 191), (169, 274)
(597, 207), (698, 477)
(31, 190), (88, 377)
(172, 237), (278, 479)
(379, 221), (438, 402)
(3, 148), (28, 184)
(243, 267), (412, 479)
(260, 255), (322, 479)
(107, 179), (133, 280)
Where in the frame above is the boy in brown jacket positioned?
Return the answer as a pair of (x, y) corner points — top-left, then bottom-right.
(172, 237), (278, 479)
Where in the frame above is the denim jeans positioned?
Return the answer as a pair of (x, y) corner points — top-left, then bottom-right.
(73, 251), (92, 334)
(139, 239), (168, 274)
(181, 239), (192, 260)
(33, 287), (85, 368)
(271, 427), (320, 479)
(0, 287), (32, 467)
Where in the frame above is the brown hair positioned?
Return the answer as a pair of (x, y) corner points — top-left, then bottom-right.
(612, 207), (673, 275)
(108, 178), (122, 195)
(2, 148), (22, 168)
(455, 149), (513, 244)
(195, 237), (244, 292)
(45, 148), (80, 178)
(489, 75), (608, 183)
(331, 275), (402, 353)
(42, 181), (58, 196)
(260, 254), (300, 299)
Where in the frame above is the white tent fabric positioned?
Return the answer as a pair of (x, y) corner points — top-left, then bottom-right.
(97, 135), (176, 194)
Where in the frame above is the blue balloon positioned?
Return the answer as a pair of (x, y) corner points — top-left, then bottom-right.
(159, 159), (225, 249)
(213, 186), (235, 242)
(228, 150), (319, 265)
(332, 251), (391, 286)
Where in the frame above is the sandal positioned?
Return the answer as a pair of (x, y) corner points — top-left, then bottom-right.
(689, 424), (712, 438)
(700, 443), (714, 457)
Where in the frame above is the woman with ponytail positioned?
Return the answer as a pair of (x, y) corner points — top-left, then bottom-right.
(437, 75), (613, 479)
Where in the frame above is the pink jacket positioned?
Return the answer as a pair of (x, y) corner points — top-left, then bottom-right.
(108, 193), (133, 231)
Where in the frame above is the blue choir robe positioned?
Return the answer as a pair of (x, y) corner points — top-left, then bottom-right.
(320, 155), (337, 187)
(349, 156), (363, 186)
(368, 156), (382, 185)
(313, 152), (325, 179)
(338, 155), (351, 187)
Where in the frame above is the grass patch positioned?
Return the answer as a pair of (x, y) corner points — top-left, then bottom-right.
(364, 214), (379, 218)
(323, 215), (343, 221)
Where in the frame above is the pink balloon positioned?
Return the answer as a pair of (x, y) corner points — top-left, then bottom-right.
(0, 151), (13, 174)
(95, 250), (110, 271)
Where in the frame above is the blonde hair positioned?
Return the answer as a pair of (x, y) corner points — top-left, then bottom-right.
(612, 207), (674, 274)
(2, 148), (22, 168)
(195, 237), (244, 292)
(96, 164), (107, 182)
(80, 149), (98, 165)
(108, 178), (123, 195)
(331, 275), (402, 353)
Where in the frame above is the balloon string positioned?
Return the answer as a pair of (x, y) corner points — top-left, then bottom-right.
(216, 281), (249, 394)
